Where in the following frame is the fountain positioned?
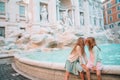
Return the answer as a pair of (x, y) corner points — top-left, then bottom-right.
(0, 22), (120, 80)
(104, 28), (120, 43)
(0, 9), (120, 79)
(13, 43), (120, 80)
(0, 0), (120, 80)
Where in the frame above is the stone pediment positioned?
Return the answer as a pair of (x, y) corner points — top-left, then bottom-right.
(16, 0), (28, 5)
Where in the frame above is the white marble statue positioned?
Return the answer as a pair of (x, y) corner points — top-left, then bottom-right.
(61, 10), (72, 26)
(40, 5), (48, 22)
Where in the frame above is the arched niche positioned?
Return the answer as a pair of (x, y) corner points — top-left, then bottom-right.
(40, 2), (48, 22)
(80, 12), (84, 25)
(57, 0), (73, 26)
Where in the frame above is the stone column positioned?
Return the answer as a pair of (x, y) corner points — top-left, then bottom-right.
(29, 0), (41, 34)
(5, 1), (9, 21)
(25, 4), (29, 23)
(84, 0), (91, 35)
(48, 0), (57, 24)
(101, 7), (104, 29)
(71, 6), (75, 26)
(56, 0), (60, 20)
(71, 0), (80, 28)
(32, 0), (40, 23)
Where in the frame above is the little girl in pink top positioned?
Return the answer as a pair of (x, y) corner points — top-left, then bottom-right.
(85, 37), (102, 80)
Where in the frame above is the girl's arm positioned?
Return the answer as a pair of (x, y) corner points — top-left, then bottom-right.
(76, 46), (87, 65)
(84, 45), (90, 61)
(76, 45), (82, 57)
(84, 54), (88, 64)
(76, 46), (83, 64)
(93, 47), (98, 66)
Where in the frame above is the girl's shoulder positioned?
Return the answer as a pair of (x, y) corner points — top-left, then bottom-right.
(76, 45), (81, 50)
(93, 46), (98, 50)
(93, 46), (100, 51)
(93, 46), (101, 54)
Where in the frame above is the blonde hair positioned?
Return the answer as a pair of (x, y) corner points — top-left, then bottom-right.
(71, 37), (85, 55)
(85, 37), (101, 51)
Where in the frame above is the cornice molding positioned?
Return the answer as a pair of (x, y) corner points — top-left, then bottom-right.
(16, 0), (28, 6)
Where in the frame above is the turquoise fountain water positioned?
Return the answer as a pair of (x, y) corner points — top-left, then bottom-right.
(23, 44), (120, 65)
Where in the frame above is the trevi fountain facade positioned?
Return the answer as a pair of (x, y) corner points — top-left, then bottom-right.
(0, 0), (120, 80)
(0, 0), (105, 51)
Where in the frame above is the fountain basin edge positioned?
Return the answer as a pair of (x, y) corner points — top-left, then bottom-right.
(12, 54), (120, 80)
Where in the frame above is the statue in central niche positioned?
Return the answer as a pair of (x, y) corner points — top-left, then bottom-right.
(40, 5), (48, 23)
(61, 10), (72, 27)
